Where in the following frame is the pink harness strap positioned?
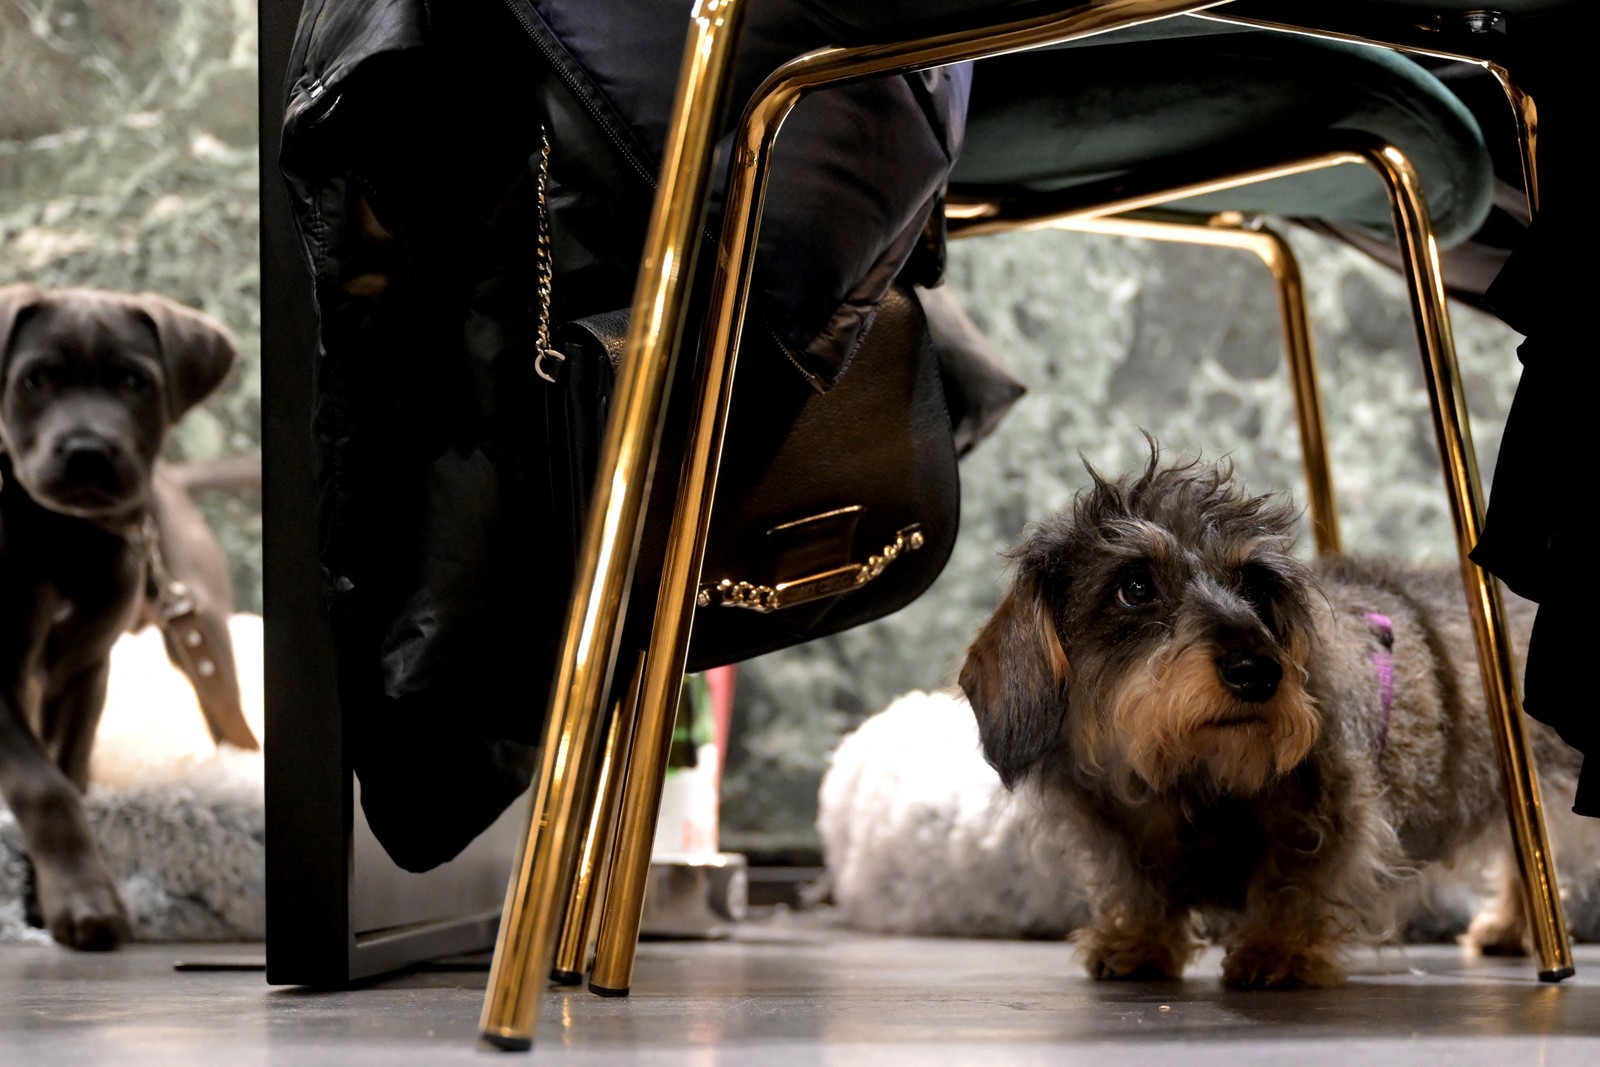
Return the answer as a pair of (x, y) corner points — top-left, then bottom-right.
(1364, 612), (1396, 757)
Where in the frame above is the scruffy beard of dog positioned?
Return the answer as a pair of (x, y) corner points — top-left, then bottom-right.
(959, 450), (1584, 989)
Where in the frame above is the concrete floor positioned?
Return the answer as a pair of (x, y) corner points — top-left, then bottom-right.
(4, 915), (1600, 1065)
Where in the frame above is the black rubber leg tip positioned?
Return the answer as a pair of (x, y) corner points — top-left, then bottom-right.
(550, 968), (584, 987)
(588, 981), (630, 998)
(1539, 966), (1576, 983)
(481, 1033), (533, 1052)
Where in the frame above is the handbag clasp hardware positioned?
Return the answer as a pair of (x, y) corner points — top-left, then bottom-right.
(697, 524), (925, 613)
(535, 347), (565, 383)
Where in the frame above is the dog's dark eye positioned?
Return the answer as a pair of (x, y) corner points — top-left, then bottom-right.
(115, 369), (152, 393)
(1116, 574), (1158, 608)
(17, 369), (48, 393)
(1237, 567), (1279, 607)
(1237, 567), (1281, 627)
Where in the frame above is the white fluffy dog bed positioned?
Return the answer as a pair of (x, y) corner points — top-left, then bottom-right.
(0, 616), (265, 944)
(817, 689), (1087, 938)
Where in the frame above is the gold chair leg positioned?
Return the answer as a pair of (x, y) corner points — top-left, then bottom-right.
(1049, 213), (1339, 554)
(1250, 222), (1337, 557)
(588, 677), (688, 995)
(550, 654), (643, 986)
(573, 0), (1237, 1003)
(1486, 64), (1540, 215)
(1358, 141), (1572, 982)
(477, 0), (751, 1049)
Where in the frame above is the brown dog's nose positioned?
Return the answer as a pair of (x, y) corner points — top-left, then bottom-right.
(55, 433), (120, 483)
(1217, 651), (1282, 703)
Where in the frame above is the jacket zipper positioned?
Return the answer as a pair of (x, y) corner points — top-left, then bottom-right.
(501, 0), (657, 190)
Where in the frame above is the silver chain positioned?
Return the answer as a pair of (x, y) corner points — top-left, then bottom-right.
(533, 126), (564, 384)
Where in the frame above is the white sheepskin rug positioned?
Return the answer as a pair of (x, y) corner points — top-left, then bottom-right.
(817, 688), (1087, 938)
(0, 615), (264, 944)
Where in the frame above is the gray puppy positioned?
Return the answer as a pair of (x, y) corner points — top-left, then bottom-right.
(960, 448), (1584, 988)
(0, 284), (241, 949)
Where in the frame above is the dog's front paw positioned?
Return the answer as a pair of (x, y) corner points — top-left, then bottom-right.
(35, 865), (130, 951)
(1465, 907), (1529, 957)
(1221, 940), (1344, 989)
(46, 888), (129, 952)
(1080, 927), (1193, 981)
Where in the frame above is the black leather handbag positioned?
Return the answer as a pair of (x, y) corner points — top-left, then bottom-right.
(543, 282), (962, 671)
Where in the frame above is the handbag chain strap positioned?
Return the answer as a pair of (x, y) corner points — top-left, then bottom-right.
(533, 126), (564, 384)
(697, 525), (927, 614)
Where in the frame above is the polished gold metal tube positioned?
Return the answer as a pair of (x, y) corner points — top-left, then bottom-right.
(550, 655), (642, 985)
(578, 0), (1238, 1000)
(1249, 222), (1339, 557)
(1485, 64), (1540, 214)
(478, 0), (751, 1049)
(587, 680), (684, 994)
(1355, 137), (1571, 981)
(994, 211), (1339, 554)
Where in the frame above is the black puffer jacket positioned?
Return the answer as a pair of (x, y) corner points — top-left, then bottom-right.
(279, 0), (971, 870)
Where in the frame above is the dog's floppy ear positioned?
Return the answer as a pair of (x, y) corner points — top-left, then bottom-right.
(0, 283), (44, 382)
(959, 570), (1071, 789)
(132, 292), (237, 419)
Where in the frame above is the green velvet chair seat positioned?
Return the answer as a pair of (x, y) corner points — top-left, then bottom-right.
(949, 28), (1494, 245)
(796, 0), (1594, 43)
(1225, 0), (1596, 26)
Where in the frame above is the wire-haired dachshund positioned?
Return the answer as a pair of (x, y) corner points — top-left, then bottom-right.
(960, 446), (1587, 987)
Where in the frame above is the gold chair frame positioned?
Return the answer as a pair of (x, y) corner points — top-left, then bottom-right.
(480, 0), (1570, 1049)
(943, 135), (1571, 984)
